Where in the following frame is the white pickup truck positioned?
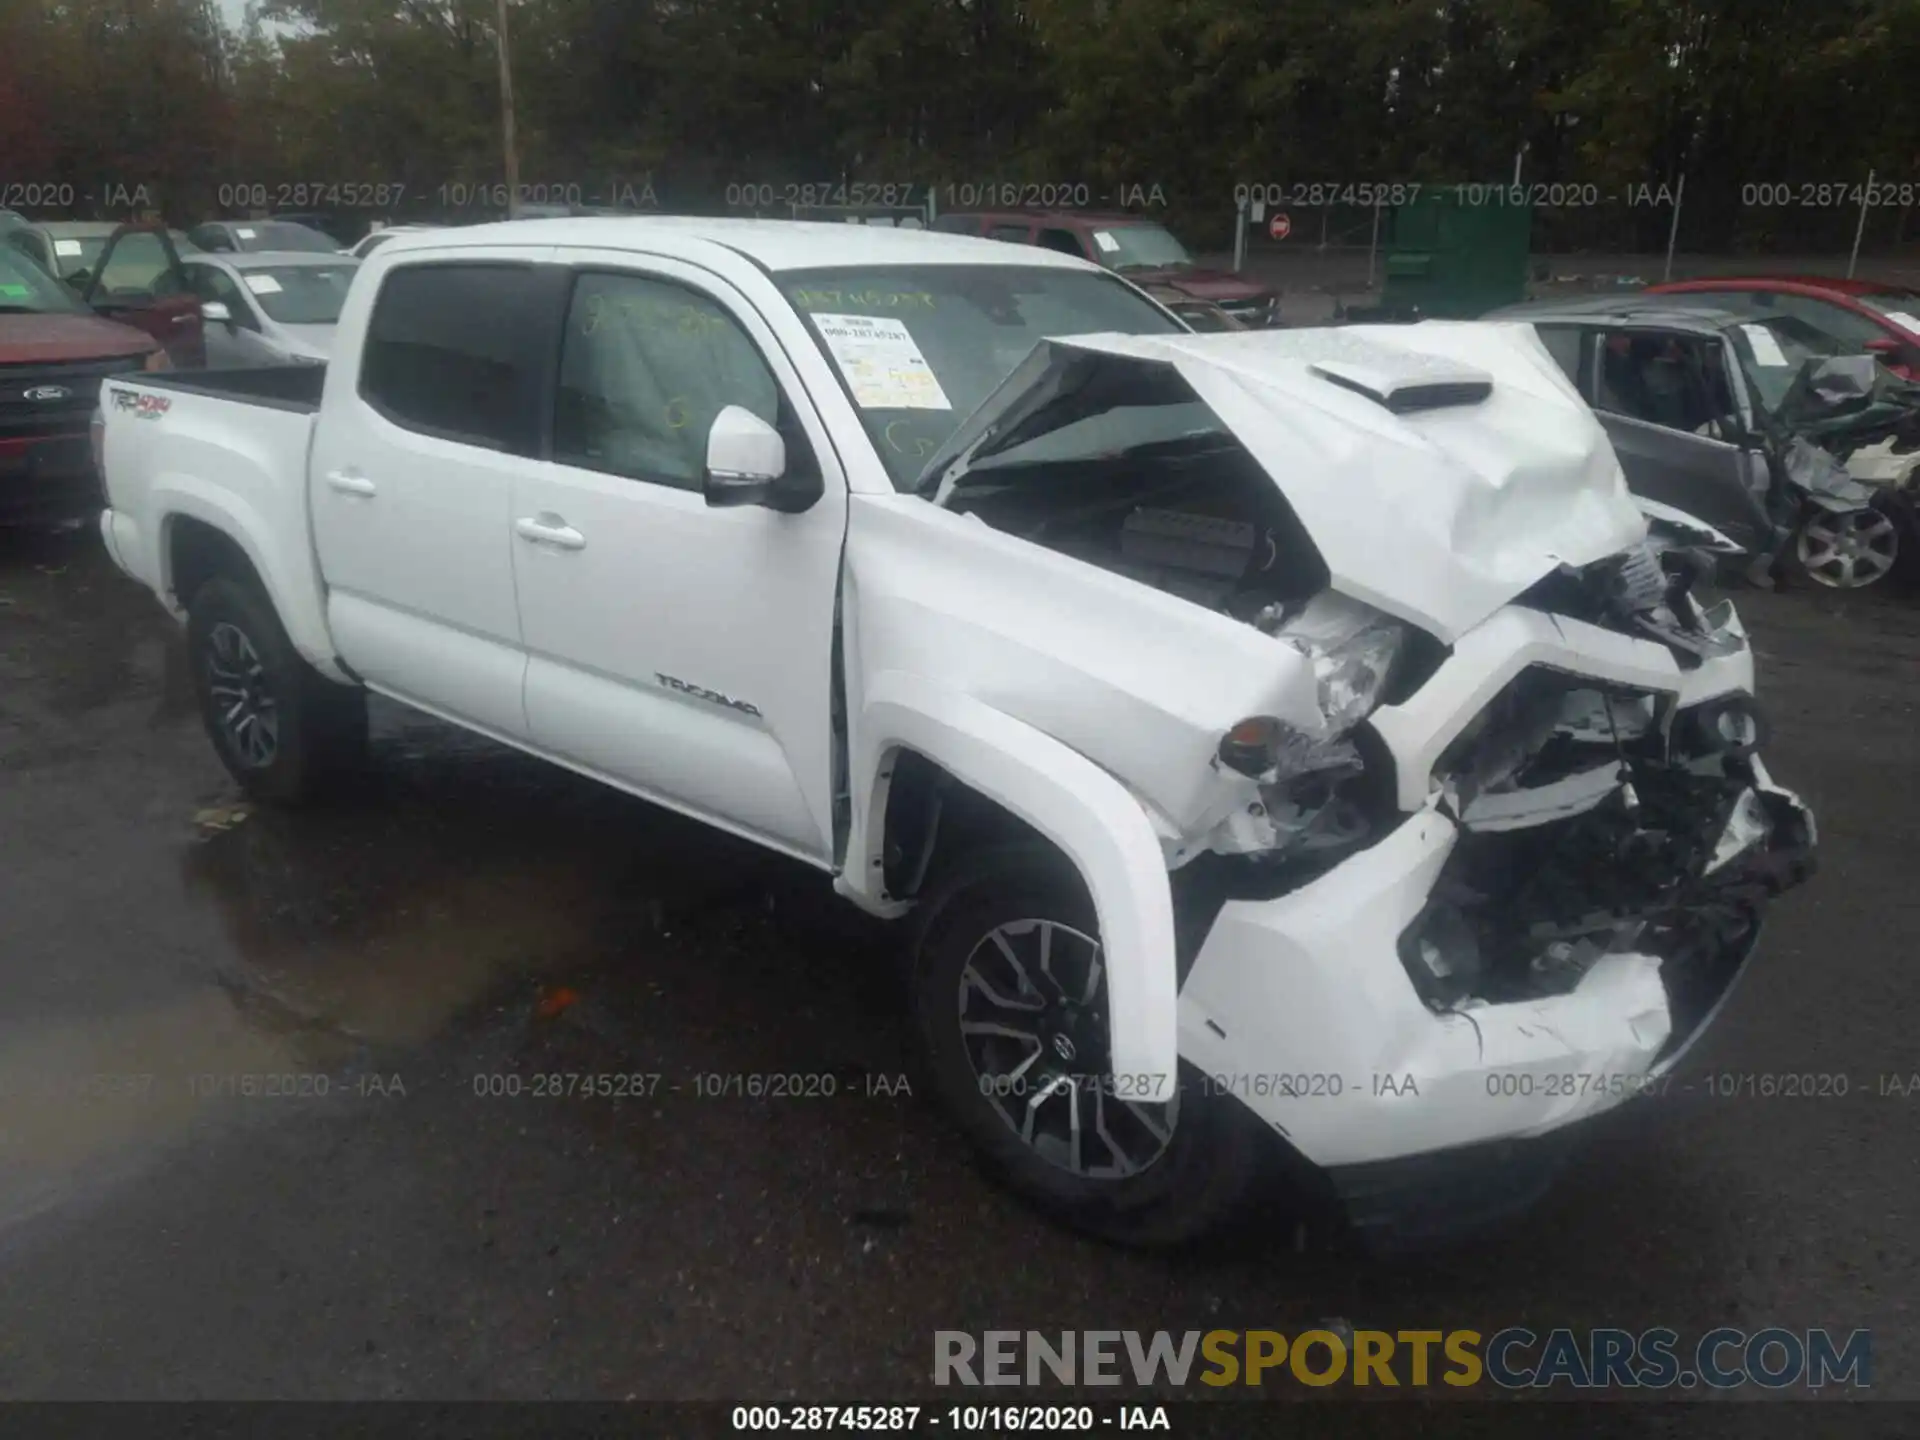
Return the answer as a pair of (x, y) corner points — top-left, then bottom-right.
(98, 219), (1815, 1247)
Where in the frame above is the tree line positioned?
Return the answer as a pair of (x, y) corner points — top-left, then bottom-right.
(3, 0), (1918, 253)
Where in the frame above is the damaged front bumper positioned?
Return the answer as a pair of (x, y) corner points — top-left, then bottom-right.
(1173, 596), (1815, 1241)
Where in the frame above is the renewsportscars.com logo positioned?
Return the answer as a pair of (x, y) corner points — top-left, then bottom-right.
(933, 1327), (1871, 1391)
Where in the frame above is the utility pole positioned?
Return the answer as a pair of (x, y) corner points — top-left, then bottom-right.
(1849, 168), (1877, 279)
(495, 0), (520, 219)
(1664, 172), (1686, 282)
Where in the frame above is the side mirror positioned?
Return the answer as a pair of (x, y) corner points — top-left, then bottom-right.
(1865, 337), (1902, 355)
(701, 404), (821, 513)
(201, 300), (233, 326)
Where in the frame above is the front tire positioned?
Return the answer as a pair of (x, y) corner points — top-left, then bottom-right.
(187, 576), (365, 805)
(910, 844), (1265, 1246)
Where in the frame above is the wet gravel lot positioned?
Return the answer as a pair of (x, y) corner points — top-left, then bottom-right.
(0, 524), (1915, 1412)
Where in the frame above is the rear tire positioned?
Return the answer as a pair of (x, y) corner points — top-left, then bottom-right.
(910, 844), (1265, 1246)
(186, 576), (365, 805)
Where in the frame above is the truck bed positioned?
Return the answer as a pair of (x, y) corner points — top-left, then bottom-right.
(98, 366), (333, 670)
(130, 363), (327, 413)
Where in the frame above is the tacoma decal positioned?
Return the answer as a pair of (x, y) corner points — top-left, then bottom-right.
(656, 673), (762, 718)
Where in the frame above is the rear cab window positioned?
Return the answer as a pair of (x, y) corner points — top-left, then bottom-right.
(358, 263), (552, 455)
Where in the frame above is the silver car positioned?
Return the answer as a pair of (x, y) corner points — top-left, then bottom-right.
(186, 219), (339, 255)
(181, 251), (360, 367)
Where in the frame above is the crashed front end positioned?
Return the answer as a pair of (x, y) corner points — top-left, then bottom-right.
(927, 323), (1816, 1243)
(1175, 543), (1815, 1246)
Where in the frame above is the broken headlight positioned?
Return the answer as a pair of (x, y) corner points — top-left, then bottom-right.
(1397, 900), (1485, 1009)
(1679, 695), (1768, 758)
(1219, 596), (1408, 780)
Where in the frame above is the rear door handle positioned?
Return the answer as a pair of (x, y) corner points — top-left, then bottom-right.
(515, 515), (586, 550)
(325, 471), (377, 497)
(171, 312), (198, 326)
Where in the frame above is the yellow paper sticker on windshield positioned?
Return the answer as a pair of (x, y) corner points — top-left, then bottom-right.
(812, 313), (952, 410)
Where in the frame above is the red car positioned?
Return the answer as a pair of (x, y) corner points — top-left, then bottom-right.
(1644, 274), (1920, 380)
(0, 231), (172, 525)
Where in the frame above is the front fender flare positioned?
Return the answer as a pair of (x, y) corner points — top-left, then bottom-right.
(849, 670), (1179, 1085)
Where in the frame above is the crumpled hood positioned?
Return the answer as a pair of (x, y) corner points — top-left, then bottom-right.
(925, 322), (1648, 642)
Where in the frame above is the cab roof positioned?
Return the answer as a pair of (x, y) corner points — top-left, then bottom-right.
(375, 216), (1102, 273)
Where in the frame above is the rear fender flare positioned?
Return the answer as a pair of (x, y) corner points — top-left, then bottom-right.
(845, 670), (1180, 1084)
(156, 480), (343, 680)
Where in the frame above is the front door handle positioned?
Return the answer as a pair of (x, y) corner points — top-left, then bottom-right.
(515, 515), (586, 550)
(324, 471), (377, 497)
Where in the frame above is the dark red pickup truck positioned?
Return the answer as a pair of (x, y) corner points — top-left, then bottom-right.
(933, 211), (1281, 327)
(0, 231), (172, 525)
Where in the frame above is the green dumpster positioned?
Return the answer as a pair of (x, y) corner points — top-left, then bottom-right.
(1345, 189), (1534, 322)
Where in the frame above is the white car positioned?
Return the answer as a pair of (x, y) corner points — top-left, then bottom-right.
(94, 219), (1815, 1247)
(181, 251), (360, 366)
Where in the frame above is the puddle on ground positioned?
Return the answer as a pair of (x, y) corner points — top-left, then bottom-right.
(0, 689), (783, 1231)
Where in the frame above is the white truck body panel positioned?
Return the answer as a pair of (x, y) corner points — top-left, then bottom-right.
(97, 218), (1813, 1191)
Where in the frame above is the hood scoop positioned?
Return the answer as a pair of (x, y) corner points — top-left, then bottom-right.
(1310, 355), (1493, 414)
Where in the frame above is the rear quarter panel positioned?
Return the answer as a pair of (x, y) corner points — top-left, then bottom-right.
(100, 379), (337, 674)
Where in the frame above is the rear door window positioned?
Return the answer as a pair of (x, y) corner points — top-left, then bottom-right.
(359, 263), (547, 455)
(184, 263), (258, 329)
(1595, 332), (1735, 435)
(91, 231), (186, 299)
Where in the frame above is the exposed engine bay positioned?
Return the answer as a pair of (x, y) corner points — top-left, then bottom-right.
(949, 444), (1399, 871)
(1403, 665), (1814, 1044)
(946, 442), (1329, 622)
(950, 427), (1814, 1055)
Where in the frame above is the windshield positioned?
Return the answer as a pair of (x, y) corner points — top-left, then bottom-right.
(241, 263), (359, 324)
(234, 222), (338, 254)
(1088, 224), (1194, 272)
(0, 244), (88, 314)
(1726, 315), (1844, 415)
(780, 264), (1185, 489)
